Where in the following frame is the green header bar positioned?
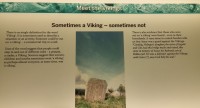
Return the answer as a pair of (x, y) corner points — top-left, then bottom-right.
(0, 2), (200, 14)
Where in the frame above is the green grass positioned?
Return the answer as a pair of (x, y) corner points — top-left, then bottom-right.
(75, 96), (126, 108)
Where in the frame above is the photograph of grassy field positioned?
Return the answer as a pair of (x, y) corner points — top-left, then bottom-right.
(75, 93), (125, 108)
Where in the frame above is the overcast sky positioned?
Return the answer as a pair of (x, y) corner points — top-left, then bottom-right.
(75, 32), (124, 90)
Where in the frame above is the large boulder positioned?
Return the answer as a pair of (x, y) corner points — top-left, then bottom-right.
(85, 78), (107, 102)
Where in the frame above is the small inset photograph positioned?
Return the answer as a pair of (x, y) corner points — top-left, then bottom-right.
(75, 32), (125, 108)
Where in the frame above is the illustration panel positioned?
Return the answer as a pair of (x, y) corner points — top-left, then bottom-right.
(75, 32), (126, 108)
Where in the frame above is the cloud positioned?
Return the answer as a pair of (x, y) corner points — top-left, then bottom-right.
(107, 73), (125, 90)
(75, 67), (90, 89)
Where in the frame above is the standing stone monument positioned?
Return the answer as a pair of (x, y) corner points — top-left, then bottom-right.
(85, 78), (107, 102)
